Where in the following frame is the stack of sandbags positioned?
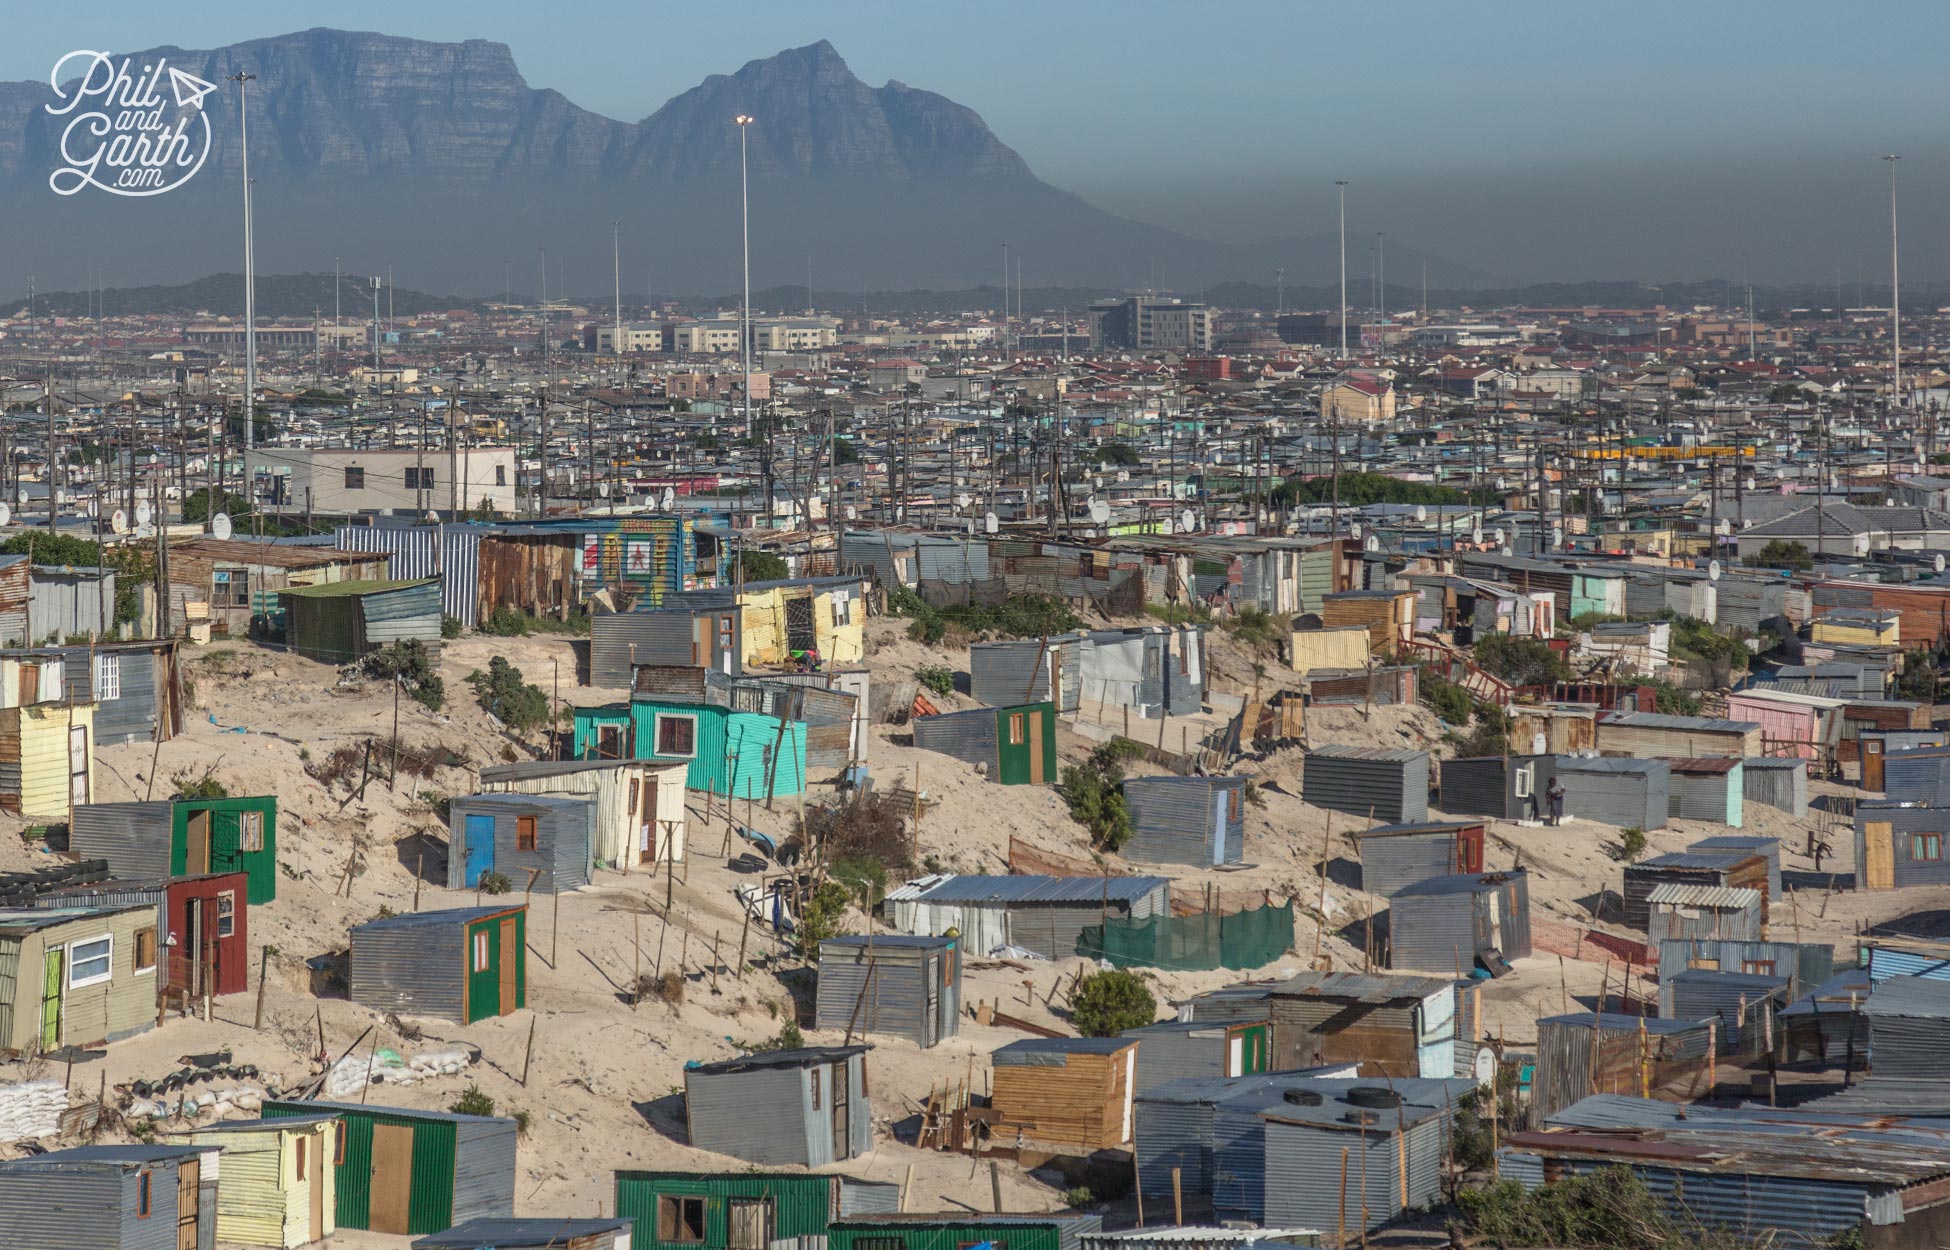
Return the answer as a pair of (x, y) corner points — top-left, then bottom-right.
(0, 1080), (67, 1140)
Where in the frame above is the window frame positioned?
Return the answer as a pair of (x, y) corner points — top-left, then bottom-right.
(239, 810), (265, 853)
(137, 1172), (152, 1218)
(93, 653), (120, 702)
(654, 713), (699, 759)
(216, 892), (236, 939)
(133, 926), (158, 976)
(516, 815), (539, 852)
(68, 934), (113, 989)
(658, 1195), (707, 1245)
(213, 568), (251, 609)
(295, 1135), (307, 1181)
(472, 930), (491, 973)
(344, 466), (366, 491)
(810, 1067), (822, 1110)
(1007, 712), (1025, 746)
(1915, 832), (1944, 862)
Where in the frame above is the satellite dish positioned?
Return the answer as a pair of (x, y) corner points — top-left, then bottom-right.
(660, 488), (675, 510)
(1414, 505), (1428, 523)
(845, 505), (857, 521)
(955, 492), (971, 509)
(134, 522), (155, 539)
(1364, 534), (1380, 552)
(966, 519), (976, 535)
(1708, 559), (1723, 582)
(0, 503), (12, 528)
(426, 510), (440, 523)
(1493, 527), (1506, 546)
(1551, 525), (1564, 547)
(984, 511), (999, 534)
(1180, 509), (1196, 533)
(1089, 500), (1110, 524)
(135, 499), (153, 526)
(110, 509), (127, 535)
(55, 490), (68, 507)
(1471, 526), (1484, 545)
(1473, 1046), (1496, 1087)
(1936, 554), (1946, 575)
(1349, 521), (1363, 539)
(1500, 542), (1514, 556)
(597, 483), (609, 498)
(210, 512), (233, 541)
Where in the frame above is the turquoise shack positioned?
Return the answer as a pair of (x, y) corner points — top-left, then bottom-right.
(573, 697), (807, 798)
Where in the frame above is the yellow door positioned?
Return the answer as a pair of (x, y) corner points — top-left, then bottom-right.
(1864, 821), (1896, 890)
(367, 1123), (414, 1234)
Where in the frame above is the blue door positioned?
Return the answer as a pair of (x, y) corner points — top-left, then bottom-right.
(464, 814), (496, 886)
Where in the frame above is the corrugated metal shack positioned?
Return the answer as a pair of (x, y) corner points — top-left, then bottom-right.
(611, 1171), (899, 1250)
(478, 758), (687, 870)
(910, 702), (1057, 785)
(1645, 884), (1765, 947)
(262, 1100), (516, 1236)
(0, 1142), (218, 1250)
(1853, 800), (1950, 890)
(1305, 664), (1419, 708)
(1178, 982), (1282, 1024)
(0, 557), (32, 648)
(1435, 755), (1551, 822)
(1301, 746), (1429, 823)
(1727, 688), (1846, 761)
(1883, 744), (1950, 804)
(0, 904), (161, 1051)
(1531, 1013), (1716, 1121)
(1595, 712), (1762, 759)
(1687, 835), (1782, 902)
(173, 1113), (338, 1248)
(1386, 870), (1532, 975)
(991, 1036), (1140, 1152)
(1212, 1077), (1468, 1232)
(886, 874), (1170, 959)
(1319, 589), (1414, 656)
(1122, 775), (1247, 867)
(349, 905), (526, 1024)
(1663, 967), (1788, 1054)
(22, 641), (187, 747)
(827, 1213), (1104, 1250)
(68, 795), (279, 904)
(1779, 968), (1870, 1067)
(813, 934), (960, 1048)
(410, 1217), (633, 1250)
(1664, 757), (1744, 827)
(970, 635), (1085, 712)
(1350, 821), (1486, 897)
(167, 539), (387, 638)
(1861, 975), (1950, 1080)
(445, 793), (595, 893)
(682, 1046), (872, 1166)
(1555, 756), (1670, 829)
(26, 565), (114, 643)
(332, 522), (485, 627)
(35, 872), (250, 999)
(1134, 1073), (1286, 1201)
(590, 602), (742, 687)
(1080, 1224), (1324, 1250)
(0, 698), (94, 819)
(1120, 1019), (1270, 1094)
(1078, 626), (1205, 718)
(1264, 971), (1456, 1078)
(1741, 756), (1809, 817)
(1505, 1095), (1950, 1246)
(1656, 938), (1833, 998)
(279, 579), (442, 663)
(472, 527), (587, 623)
(1860, 727), (1947, 790)
(1622, 851), (1768, 929)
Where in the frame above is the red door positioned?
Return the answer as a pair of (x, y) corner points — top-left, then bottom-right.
(1455, 825), (1486, 874)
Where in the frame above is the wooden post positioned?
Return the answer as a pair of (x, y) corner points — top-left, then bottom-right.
(632, 905), (642, 1008)
(709, 931), (722, 994)
(252, 946), (270, 1030)
(1338, 1146), (1349, 1249)
(414, 851), (423, 912)
(989, 1160), (1003, 1214)
(736, 907), (751, 980)
(389, 675), (400, 791)
(520, 1016), (537, 1087)
(899, 1164), (913, 1214)
(552, 880), (561, 966)
(359, 1029), (381, 1103)
(1171, 1167), (1183, 1225)
(315, 1006), (326, 1062)
(1130, 1115), (1145, 1227)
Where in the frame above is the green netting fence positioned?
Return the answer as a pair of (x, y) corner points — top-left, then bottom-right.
(1077, 899), (1295, 971)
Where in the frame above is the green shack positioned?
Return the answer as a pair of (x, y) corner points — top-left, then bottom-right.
(827, 1213), (1104, 1250)
(909, 702), (1058, 785)
(262, 1100), (518, 1236)
(572, 697), (807, 798)
(278, 578), (444, 664)
(348, 905), (526, 1023)
(614, 1171), (899, 1250)
(68, 795), (279, 904)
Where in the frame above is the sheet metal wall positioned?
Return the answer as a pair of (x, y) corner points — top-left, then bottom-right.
(1556, 759), (1669, 830)
(1667, 763), (1742, 827)
(1302, 747), (1429, 823)
(1123, 776), (1245, 867)
(1656, 939), (1834, 1000)
(1356, 827), (1475, 898)
(1741, 758), (1808, 818)
(910, 708), (999, 773)
(1387, 873), (1532, 974)
(1435, 756), (1521, 820)
(349, 915), (467, 1020)
(445, 794), (594, 893)
(813, 938), (959, 1048)
(331, 524), (482, 627)
(970, 638), (1081, 712)
(1646, 894), (1764, 947)
(1853, 801), (1950, 889)
(26, 569), (115, 643)
(1260, 1115), (1445, 1235)
(591, 607), (739, 687)
(68, 800), (175, 879)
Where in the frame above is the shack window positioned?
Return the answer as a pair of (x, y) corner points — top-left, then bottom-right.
(68, 935), (112, 988)
(217, 892), (236, 938)
(658, 1196), (706, 1243)
(404, 466), (436, 490)
(1007, 713), (1025, 745)
(294, 1136), (307, 1181)
(655, 713), (698, 758)
(727, 1198), (775, 1250)
(213, 569), (250, 608)
(517, 815), (539, 851)
(344, 467), (365, 490)
(473, 930), (491, 972)
(1741, 959), (1777, 976)
(494, 464), (507, 486)
(334, 1123), (346, 1164)
(831, 594), (852, 627)
(137, 1172), (151, 1218)
(93, 654), (120, 702)
(1915, 833), (1944, 862)
(597, 724), (624, 759)
(1227, 788), (1243, 820)
(810, 1067), (821, 1110)
(240, 811), (265, 852)
(133, 926), (158, 975)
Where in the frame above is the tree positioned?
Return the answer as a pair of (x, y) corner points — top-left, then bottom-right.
(1743, 539), (1814, 572)
(1070, 970), (1157, 1036)
(1090, 441), (1140, 466)
(1471, 635), (1572, 687)
(181, 490), (252, 523)
(739, 549), (789, 583)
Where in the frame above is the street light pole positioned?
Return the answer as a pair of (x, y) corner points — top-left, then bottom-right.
(735, 115), (755, 444)
(1335, 180), (1349, 359)
(1885, 154), (1902, 410)
(230, 71), (257, 463)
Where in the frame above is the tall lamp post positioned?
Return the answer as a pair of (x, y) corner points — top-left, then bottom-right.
(1335, 180), (1349, 359)
(1885, 153), (1901, 410)
(735, 114), (755, 443)
(229, 71), (257, 465)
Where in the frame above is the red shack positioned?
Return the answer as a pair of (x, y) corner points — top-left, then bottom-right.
(35, 871), (249, 999)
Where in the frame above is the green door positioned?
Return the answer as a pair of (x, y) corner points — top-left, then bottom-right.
(463, 914), (524, 1023)
(40, 949), (61, 1050)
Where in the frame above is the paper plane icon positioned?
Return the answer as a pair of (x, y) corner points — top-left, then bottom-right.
(167, 65), (217, 110)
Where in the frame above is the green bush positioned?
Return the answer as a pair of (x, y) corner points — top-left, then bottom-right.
(1224, 607), (1286, 652)
(362, 640), (445, 711)
(468, 657), (549, 732)
(440, 615), (463, 639)
(1271, 470), (1499, 509)
(1059, 738), (1144, 851)
(1070, 969), (1156, 1036)
(1743, 539), (1814, 572)
(1458, 1166), (1749, 1250)
(739, 549), (790, 583)
(477, 870), (513, 895)
(1612, 826), (1648, 862)
(795, 881), (853, 960)
(449, 1085), (496, 1117)
(1423, 669), (1474, 726)
(914, 665), (955, 697)
(1666, 616), (1749, 670)
(1472, 635), (1572, 686)
(172, 768), (228, 800)
(1641, 676), (1702, 717)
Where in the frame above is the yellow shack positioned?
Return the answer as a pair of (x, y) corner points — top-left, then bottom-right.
(0, 700), (94, 819)
(736, 576), (866, 668)
(1288, 624), (1372, 676)
(177, 1114), (338, 1247)
(1810, 608), (1901, 649)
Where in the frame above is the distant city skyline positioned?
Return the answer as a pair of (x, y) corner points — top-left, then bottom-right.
(5, 1), (1949, 285)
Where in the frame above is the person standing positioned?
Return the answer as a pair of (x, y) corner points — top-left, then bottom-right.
(1546, 776), (1567, 826)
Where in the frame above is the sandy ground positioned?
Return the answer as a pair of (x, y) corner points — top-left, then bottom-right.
(0, 616), (1920, 1247)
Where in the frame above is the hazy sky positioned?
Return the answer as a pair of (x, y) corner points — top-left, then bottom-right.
(7, 0), (1949, 284)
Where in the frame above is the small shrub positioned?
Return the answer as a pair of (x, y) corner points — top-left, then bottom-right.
(449, 1085), (496, 1117)
(914, 665), (954, 697)
(1062, 1186), (1093, 1207)
(306, 743), (366, 790)
(469, 657), (550, 732)
(1223, 606), (1286, 653)
(1059, 738), (1144, 851)
(1610, 826), (1648, 862)
(440, 615), (463, 639)
(1422, 669), (1474, 726)
(172, 767), (229, 800)
(363, 640), (446, 711)
(745, 1018), (805, 1052)
(1472, 635), (1573, 686)
(636, 970), (685, 1004)
(510, 1108), (532, 1136)
(477, 870), (513, 895)
(1071, 969), (1156, 1036)
(795, 881), (853, 959)
(799, 793), (916, 874)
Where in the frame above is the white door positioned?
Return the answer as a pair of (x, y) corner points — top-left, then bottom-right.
(67, 724), (89, 806)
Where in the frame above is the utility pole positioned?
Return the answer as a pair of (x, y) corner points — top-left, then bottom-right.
(1335, 180), (1349, 359)
(229, 70), (258, 465)
(1885, 154), (1902, 411)
(735, 114), (755, 446)
(612, 220), (623, 387)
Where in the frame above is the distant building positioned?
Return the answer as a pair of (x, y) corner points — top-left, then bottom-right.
(1275, 311), (1357, 347)
(1089, 296), (1213, 353)
(250, 446), (520, 516)
(185, 323), (321, 350)
(590, 322), (668, 353)
(662, 315), (840, 354)
(1318, 374), (1397, 424)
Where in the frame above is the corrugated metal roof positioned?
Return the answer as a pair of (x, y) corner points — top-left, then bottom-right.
(411, 1217), (634, 1248)
(1664, 757), (1739, 775)
(994, 1036), (1137, 1058)
(1304, 744), (1428, 763)
(1269, 970), (1455, 1001)
(352, 904), (524, 933)
(1537, 1012), (1713, 1035)
(1555, 756), (1669, 775)
(1600, 712), (1762, 733)
(1646, 883), (1763, 909)
(690, 1044), (868, 1075)
(1392, 870), (1528, 898)
(909, 874), (1171, 904)
(281, 1098), (512, 1125)
(1862, 975), (1950, 1020)
(1353, 820), (1482, 840)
